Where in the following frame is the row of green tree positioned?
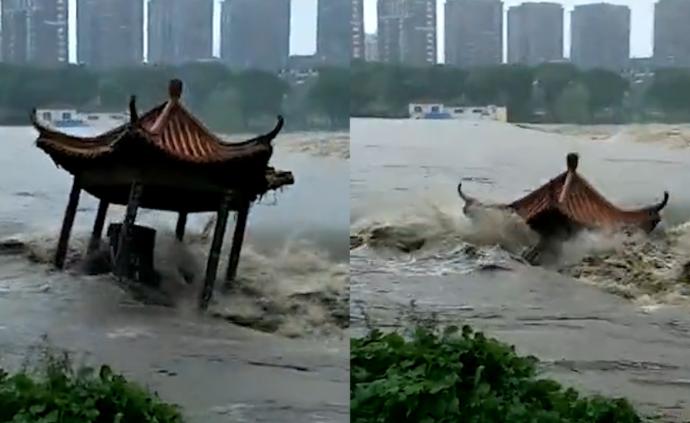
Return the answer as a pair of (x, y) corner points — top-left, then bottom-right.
(0, 63), (348, 131)
(12, 61), (690, 128)
(352, 60), (690, 124)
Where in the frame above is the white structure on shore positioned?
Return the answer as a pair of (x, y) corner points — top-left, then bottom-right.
(408, 103), (507, 122)
(36, 109), (129, 130)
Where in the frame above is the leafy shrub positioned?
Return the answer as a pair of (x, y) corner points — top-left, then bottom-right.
(0, 351), (183, 422)
(351, 326), (643, 423)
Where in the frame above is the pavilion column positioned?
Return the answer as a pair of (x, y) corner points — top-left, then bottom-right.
(54, 176), (82, 269)
(175, 212), (187, 241)
(114, 182), (143, 279)
(225, 200), (250, 283)
(87, 200), (109, 255)
(200, 193), (232, 310)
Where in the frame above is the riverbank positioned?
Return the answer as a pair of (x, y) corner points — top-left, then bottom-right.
(350, 267), (690, 422)
(352, 324), (645, 422)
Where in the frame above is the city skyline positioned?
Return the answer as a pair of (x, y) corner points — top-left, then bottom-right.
(364, 0), (656, 61)
(65, 0), (318, 63)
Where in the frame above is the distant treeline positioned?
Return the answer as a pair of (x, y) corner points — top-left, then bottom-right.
(0, 63), (348, 131)
(352, 59), (690, 124)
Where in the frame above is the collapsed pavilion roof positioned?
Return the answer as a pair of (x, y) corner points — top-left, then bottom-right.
(459, 153), (669, 237)
(31, 79), (294, 212)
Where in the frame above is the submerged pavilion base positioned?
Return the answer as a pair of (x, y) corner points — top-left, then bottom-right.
(107, 223), (158, 286)
(522, 238), (565, 266)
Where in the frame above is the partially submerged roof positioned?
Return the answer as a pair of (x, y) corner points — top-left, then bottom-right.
(31, 79), (294, 212)
(459, 153), (668, 236)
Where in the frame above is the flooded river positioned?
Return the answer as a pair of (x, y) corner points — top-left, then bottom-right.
(351, 118), (690, 422)
(0, 127), (349, 422)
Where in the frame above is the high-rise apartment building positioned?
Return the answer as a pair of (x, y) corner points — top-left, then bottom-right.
(77, 0), (144, 67)
(507, 2), (563, 65)
(654, 0), (690, 67)
(317, 0), (351, 65)
(149, 0), (214, 65)
(445, 0), (503, 67)
(220, 0), (291, 72)
(377, 0), (436, 66)
(570, 3), (630, 71)
(352, 0), (365, 60)
(2, 0), (68, 65)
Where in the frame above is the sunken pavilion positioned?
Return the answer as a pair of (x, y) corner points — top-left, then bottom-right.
(458, 153), (669, 261)
(32, 79), (294, 309)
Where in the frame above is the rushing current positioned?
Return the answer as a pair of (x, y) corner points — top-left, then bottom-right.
(0, 126), (349, 422)
(351, 118), (690, 422)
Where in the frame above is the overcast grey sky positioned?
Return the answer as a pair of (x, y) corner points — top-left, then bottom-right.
(364, 0), (655, 60)
(67, 0), (318, 62)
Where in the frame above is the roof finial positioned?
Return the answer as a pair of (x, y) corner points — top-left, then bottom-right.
(566, 153), (579, 172)
(169, 79), (183, 101)
(129, 95), (139, 123)
(655, 191), (669, 212)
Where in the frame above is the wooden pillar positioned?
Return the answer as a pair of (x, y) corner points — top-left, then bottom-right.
(225, 201), (250, 283)
(200, 193), (231, 310)
(114, 182), (142, 279)
(54, 177), (82, 269)
(175, 212), (187, 241)
(87, 200), (109, 255)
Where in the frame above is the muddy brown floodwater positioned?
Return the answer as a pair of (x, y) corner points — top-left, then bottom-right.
(351, 118), (690, 422)
(0, 127), (349, 422)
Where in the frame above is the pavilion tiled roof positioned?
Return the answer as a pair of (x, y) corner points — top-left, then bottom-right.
(31, 79), (283, 166)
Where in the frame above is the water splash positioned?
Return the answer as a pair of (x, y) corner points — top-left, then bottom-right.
(351, 195), (690, 309)
(0, 220), (348, 338)
(560, 223), (690, 309)
(351, 200), (536, 257)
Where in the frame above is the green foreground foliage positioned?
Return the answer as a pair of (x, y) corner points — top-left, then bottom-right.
(352, 60), (690, 124)
(0, 62), (348, 131)
(0, 352), (183, 422)
(351, 326), (643, 423)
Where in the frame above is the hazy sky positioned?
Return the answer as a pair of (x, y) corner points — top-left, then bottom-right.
(67, 0), (318, 62)
(364, 0), (656, 60)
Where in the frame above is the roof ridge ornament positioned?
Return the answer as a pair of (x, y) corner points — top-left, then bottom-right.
(654, 191), (669, 212)
(149, 79), (183, 133)
(566, 152), (579, 172)
(29, 108), (38, 126)
(169, 79), (183, 101)
(129, 95), (139, 124)
(29, 108), (51, 135)
(260, 115), (285, 144)
(559, 152), (579, 203)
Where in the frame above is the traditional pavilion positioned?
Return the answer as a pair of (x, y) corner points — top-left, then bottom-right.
(458, 153), (669, 261)
(32, 79), (294, 309)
